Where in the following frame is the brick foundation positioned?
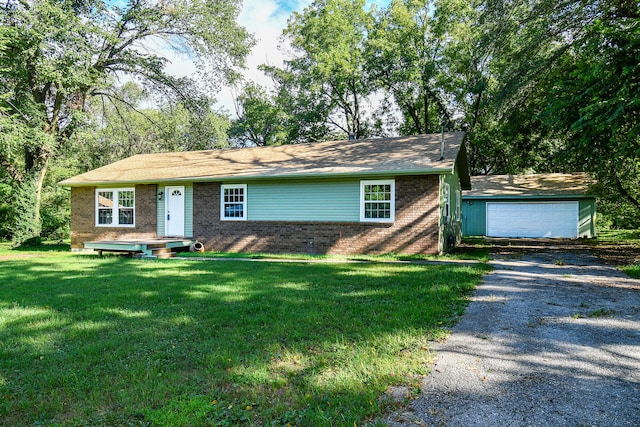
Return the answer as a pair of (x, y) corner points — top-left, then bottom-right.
(193, 175), (440, 255)
(70, 185), (157, 249)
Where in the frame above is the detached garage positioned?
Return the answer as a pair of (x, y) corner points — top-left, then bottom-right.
(463, 173), (596, 238)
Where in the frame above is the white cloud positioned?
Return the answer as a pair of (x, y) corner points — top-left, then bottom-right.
(214, 0), (313, 116)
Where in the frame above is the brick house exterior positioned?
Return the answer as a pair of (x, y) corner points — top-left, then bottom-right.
(191, 175), (440, 254)
(70, 185), (158, 248)
(61, 133), (471, 255)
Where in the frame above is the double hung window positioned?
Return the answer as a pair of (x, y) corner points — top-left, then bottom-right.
(96, 188), (135, 227)
(360, 180), (395, 222)
(221, 184), (247, 220)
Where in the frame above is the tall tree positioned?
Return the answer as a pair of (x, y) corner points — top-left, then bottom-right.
(367, 0), (451, 135)
(73, 82), (231, 170)
(228, 82), (288, 147)
(471, 0), (640, 222)
(0, 0), (252, 243)
(543, 0), (640, 222)
(282, 0), (373, 139)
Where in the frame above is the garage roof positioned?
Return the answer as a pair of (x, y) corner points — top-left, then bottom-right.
(465, 173), (595, 198)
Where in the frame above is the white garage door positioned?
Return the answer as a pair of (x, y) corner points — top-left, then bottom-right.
(486, 202), (578, 238)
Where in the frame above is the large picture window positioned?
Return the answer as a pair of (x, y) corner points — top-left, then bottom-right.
(360, 180), (395, 222)
(96, 188), (135, 227)
(221, 184), (247, 220)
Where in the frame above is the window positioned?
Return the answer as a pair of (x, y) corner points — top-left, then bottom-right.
(95, 188), (135, 227)
(455, 189), (461, 221)
(221, 184), (247, 220)
(360, 180), (395, 222)
(443, 183), (451, 223)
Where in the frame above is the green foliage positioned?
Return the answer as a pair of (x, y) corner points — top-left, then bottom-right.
(72, 83), (231, 169)
(367, 0), (450, 134)
(541, 6), (640, 226)
(228, 82), (289, 146)
(0, 182), (12, 240)
(622, 264), (640, 279)
(0, 255), (486, 426)
(276, 0), (374, 139)
(0, 0), (251, 240)
(8, 176), (39, 247)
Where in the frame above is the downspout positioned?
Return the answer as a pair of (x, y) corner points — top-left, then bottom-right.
(438, 128), (445, 253)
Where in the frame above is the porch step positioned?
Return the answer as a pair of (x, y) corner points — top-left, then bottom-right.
(150, 247), (176, 259)
(151, 247), (174, 255)
(135, 252), (177, 259)
(155, 251), (177, 259)
(146, 243), (168, 250)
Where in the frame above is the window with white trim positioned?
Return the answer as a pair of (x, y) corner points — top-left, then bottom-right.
(95, 188), (135, 227)
(360, 180), (395, 222)
(455, 189), (461, 221)
(221, 184), (247, 220)
(443, 183), (451, 222)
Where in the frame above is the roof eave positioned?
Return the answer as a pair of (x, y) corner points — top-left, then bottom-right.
(58, 167), (456, 187)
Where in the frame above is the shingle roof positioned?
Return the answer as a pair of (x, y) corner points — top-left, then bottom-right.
(464, 173), (595, 197)
(60, 132), (467, 186)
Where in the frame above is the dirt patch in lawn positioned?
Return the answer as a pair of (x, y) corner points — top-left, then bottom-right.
(0, 254), (38, 261)
(457, 237), (640, 266)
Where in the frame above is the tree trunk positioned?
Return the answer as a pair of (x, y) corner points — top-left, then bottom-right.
(32, 160), (48, 237)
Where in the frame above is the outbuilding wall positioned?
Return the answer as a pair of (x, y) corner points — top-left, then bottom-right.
(462, 197), (596, 238)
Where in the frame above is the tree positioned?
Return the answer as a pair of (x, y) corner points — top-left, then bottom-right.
(0, 0), (252, 243)
(228, 82), (288, 147)
(543, 1), (640, 224)
(367, 0), (451, 135)
(282, 0), (373, 139)
(72, 82), (231, 170)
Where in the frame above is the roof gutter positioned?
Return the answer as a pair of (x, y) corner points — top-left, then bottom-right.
(58, 166), (457, 187)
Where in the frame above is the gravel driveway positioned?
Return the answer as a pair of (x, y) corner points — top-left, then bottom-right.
(386, 251), (640, 426)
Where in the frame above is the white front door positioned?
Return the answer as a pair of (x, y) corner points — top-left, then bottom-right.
(165, 186), (185, 237)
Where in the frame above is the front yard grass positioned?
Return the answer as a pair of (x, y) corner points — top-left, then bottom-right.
(0, 252), (489, 426)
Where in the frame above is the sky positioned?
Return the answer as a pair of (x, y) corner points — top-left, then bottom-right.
(163, 0), (389, 117)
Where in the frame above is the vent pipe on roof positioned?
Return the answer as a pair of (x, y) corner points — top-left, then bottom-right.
(439, 126), (445, 160)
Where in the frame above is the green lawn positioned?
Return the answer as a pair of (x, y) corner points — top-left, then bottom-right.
(0, 250), (489, 426)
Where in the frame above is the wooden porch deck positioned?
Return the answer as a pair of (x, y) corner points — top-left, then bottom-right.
(84, 238), (198, 259)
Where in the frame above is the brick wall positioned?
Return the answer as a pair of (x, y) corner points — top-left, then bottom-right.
(193, 175), (441, 255)
(70, 185), (158, 249)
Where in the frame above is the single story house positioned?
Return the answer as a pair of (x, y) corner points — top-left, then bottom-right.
(462, 173), (596, 238)
(59, 132), (471, 255)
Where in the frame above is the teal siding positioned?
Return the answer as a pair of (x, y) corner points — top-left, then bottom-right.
(185, 185), (193, 237)
(440, 165), (464, 252)
(462, 197), (596, 237)
(247, 180), (360, 222)
(578, 198), (596, 237)
(157, 193), (165, 236)
(462, 200), (486, 236)
(156, 184), (193, 237)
